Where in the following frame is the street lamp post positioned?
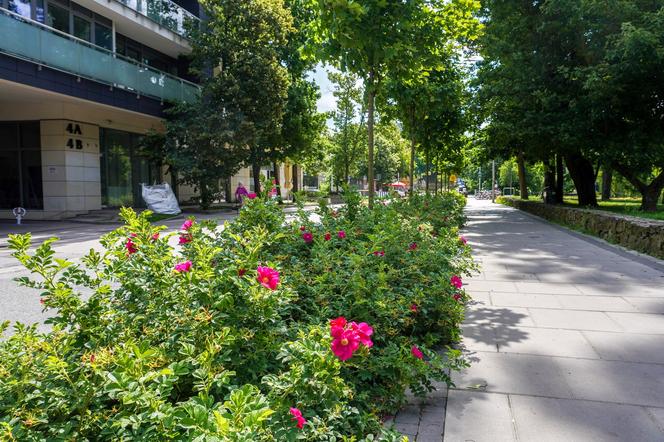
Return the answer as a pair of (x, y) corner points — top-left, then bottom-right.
(491, 160), (496, 203)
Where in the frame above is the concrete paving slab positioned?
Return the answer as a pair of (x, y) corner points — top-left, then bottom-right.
(623, 297), (664, 314)
(464, 305), (536, 327)
(528, 308), (623, 332)
(497, 327), (600, 359)
(491, 292), (563, 309)
(582, 331), (664, 364)
(515, 282), (582, 295)
(443, 390), (516, 442)
(460, 325), (499, 352)
(510, 394), (664, 442)
(465, 280), (519, 293)
(574, 283), (664, 297)
(555, 294), (638, 312)
(557, 357), (664, 407)
(451, 352), (573, 399)
(605, 312), (664, 334)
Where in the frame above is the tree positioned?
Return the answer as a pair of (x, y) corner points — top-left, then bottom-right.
(191, 0), (294, 194)
(310, 0), (480, 206)
(140, 101), (249, 209)
(580, 1), (664, 211)
(328, 71), (365, 185)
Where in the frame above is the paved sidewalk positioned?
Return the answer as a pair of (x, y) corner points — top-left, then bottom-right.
(394, 198), (664, 441)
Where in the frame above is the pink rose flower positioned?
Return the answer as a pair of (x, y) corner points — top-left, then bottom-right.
(290, 407), (306, 430)
(330, 316), (373, 361)
(350, 322), (373, 348)
(409, 242), (417, 251)
(302, 232), (313, 244)
(411, 345), (424, 359)
(238, 268), (247, 276)
(181, 219), (193, 230)
(459, 235), (468, 245)
(151, 233), (160, 241)
(338, 230), (346, 239)
(450, 275), (463, 289)
(247, 192), (257, 199)
(410, 303), (418, 313)
(373, 250), (385, 257)
(324, 232), (331, 241)
(174, 261), (192, 273)
(125, 238), (138, 254)
(331, 328), (360, 361)
(453, 293), (462, 302)
(178, 234), (192, 245)
(256, 266), (279, 290)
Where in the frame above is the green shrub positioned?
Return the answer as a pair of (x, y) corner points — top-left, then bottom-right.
(0, 191), (474, 440)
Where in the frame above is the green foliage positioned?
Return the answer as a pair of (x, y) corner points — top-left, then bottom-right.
(1, 194), (473, 440)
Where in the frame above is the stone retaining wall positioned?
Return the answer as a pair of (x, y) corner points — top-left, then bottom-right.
(498, 197), (664, 259)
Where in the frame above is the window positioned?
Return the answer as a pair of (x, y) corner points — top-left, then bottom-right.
(94, 22), (112, 50)
(0, 122), (43, 210)
(47, 2), (68, 33)
(73, 15), (91, 41)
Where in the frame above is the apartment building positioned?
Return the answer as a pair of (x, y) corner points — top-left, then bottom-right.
(0, 0), (204, 218)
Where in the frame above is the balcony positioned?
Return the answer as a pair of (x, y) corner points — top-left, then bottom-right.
(112, 0), (199, 39)
(0, 8), (200, 104)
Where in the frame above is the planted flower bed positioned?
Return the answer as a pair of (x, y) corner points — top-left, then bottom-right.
(1, 191), (474, 440)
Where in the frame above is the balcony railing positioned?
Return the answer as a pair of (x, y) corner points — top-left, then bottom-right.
(114, 0), (200, 39)
(0, 8), (200, 104)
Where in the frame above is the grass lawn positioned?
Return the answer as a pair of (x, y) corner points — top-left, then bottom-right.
(563, 196), (664, 221)
(145, 212), (180, 223)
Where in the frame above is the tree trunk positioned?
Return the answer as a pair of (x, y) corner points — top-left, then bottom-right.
(409, 134), (415, 196)
(642, 187), (662, 212)
(367, 74), (376, 208)
(224, 177), (232, 203)
(543, 159), (556, 204)
(292, 164), (299, 193)
(601, 166), (612, 201)
(517, 152), (528, 200)
(564, 153), (598, 207)
(425, 150), (430, 195)
(273, 161), (282, 203)
(252, 162), (261, 195)
(555, 154), (564, 204)
(199, 179), (210, 209)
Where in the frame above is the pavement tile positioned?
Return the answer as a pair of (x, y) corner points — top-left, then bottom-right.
(510, 394), (664, 442)
(555, 294), (638, 312)
(443, 390), (516, 442)
(623, 297), (664, 314)
(528, 308), (623, 332)
(515, 282), (582, 295)
(605, 312), (664, 334)
(465, 280), (519, 293)
(582, 331), (664, 364)
(460, 324), (499, 352)
(557, 357), (664, 407)
(574, 284), (664, 297)
(451, 352), (573, 399)
(491, 292), (563, 309)
(497, 327), (600, 359)
(465, 305), (536, 327)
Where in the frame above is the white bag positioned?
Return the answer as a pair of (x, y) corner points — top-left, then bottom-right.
(141, 183), (181, 215)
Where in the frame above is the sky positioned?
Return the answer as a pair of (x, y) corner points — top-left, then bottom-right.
(308, 64), (337, 115)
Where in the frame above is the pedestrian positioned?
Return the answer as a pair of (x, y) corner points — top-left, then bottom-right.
(235, 182), (249, 203)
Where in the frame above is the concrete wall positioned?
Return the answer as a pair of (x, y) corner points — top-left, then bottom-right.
(40, 120), (101, 219)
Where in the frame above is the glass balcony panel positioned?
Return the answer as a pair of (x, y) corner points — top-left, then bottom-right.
(0, 13), (39, 59)
(139, 67), (167, 100)
(41, 28), (80, 73)
(0, 9), (199, 103)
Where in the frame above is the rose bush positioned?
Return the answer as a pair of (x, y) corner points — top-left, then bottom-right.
(0, 191), (474, 440)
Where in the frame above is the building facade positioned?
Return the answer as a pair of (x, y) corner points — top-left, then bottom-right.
(0, 0), (202, 219)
